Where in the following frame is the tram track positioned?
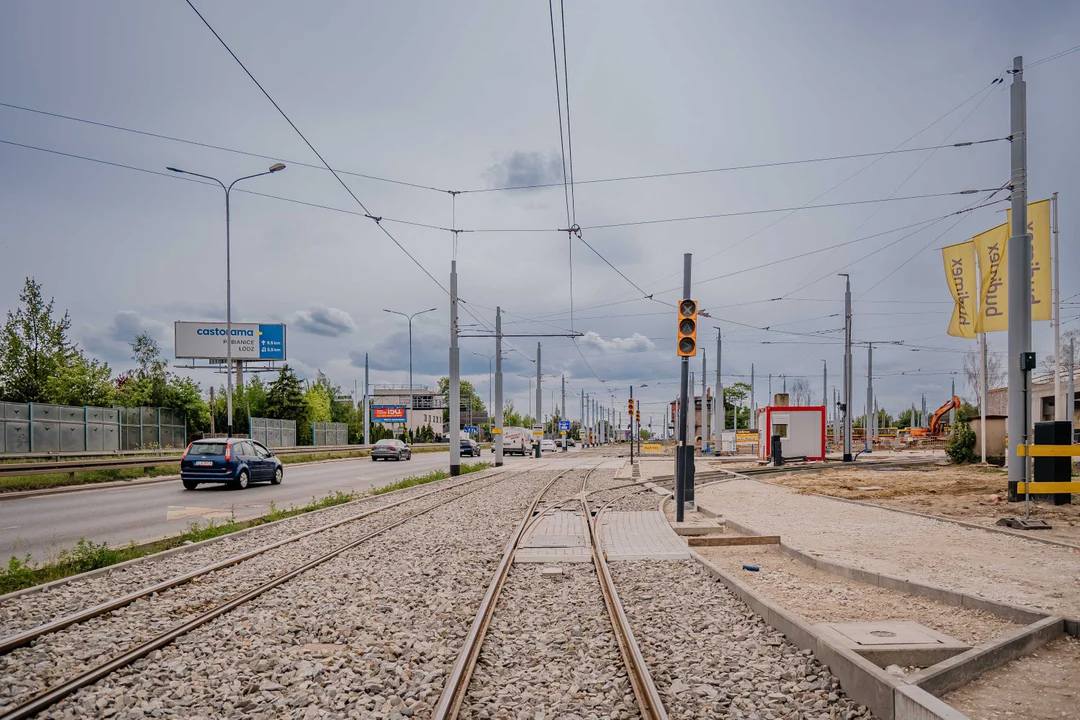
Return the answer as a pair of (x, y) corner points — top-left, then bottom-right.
(434, 463), (669, 720)
(0, 465), (545, 720)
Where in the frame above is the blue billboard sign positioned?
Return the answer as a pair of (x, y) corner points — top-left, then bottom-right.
(558, 420), (571, 432)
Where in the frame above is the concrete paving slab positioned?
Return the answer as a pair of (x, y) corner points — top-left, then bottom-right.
(602, 510), (690, 561)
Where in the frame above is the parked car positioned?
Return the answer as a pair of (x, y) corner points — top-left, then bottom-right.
(180, 438), (283, 490)
(540, 438), (556, 452)
(371, 438), (411, 461)
(566, 438), (576, 447)
(460, 438), (480, 457)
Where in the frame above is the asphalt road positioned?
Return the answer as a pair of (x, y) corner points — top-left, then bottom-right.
(0, 449), (536, 562)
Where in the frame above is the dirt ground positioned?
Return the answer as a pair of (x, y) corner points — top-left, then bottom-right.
(761, 463), (1080, 545)
(697, 545), (1019, 648)
(943, 635), (1080, 720)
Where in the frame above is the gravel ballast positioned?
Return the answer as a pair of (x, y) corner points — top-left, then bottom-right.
(37, 468), (564, 719)
(0, 467), (505, 636)
(0, 472), (515, 712)
(699, 479), (1080, 617)
(610, 559), (874, 720)
(461, 563), (640, 719)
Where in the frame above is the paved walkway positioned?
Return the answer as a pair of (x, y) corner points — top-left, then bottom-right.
(601, 511), (689, 561)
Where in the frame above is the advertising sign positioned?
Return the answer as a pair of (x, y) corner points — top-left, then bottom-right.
(174, 322), (286, 360)
(372, 406), (407, 423)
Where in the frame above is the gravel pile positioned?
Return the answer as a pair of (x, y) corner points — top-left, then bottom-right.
(39, 468), (558, 719)
(461, 563), (640, 719)
(0, 472), (514, 712)
(609, 490), (666, 513)
(0, 467), (504, 636)
(611, 559), (875, 720)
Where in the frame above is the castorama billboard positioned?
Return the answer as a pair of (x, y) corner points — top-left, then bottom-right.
(174, 322), (286, 360)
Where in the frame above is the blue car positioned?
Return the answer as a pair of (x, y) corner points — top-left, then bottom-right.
(180, 438), (283, 490)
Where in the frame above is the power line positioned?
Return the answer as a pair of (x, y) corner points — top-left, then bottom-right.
(181, 0), (448, 296)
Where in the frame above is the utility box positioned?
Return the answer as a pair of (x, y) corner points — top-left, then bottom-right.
(757, 405), (826, 462)
(1031, 421), (1072, 505)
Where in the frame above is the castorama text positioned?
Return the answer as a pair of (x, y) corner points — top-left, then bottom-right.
(174, 322), (287, 361)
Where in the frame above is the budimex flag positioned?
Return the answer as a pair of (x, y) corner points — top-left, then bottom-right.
(973, 223), (1008, 333)
(941, 241), (978, 339)
(1005, 198), (1052, 321)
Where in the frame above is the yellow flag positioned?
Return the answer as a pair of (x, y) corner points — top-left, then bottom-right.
(1006, 198), (1052, 321)
(974, 223), (1008, 333)
(942, 241), (978, 339)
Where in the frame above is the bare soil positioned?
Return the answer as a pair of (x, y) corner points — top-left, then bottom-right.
(943, 635), (1080, 720)
(696, 545), (1019, 648)
(762, 464), (1080, 546)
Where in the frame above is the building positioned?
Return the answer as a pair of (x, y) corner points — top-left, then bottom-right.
(371, 385), (445, 438)
(987, 372), (1079, 427)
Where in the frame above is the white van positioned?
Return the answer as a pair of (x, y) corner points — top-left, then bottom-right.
(498, 426), (531, 455)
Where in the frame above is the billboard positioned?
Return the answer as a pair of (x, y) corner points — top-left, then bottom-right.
(174, 322), (286, 360)
(372, 405), (407, 423)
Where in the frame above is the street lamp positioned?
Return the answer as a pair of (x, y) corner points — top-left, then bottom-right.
(383, 307), (438, 431)
(166, 162), (286, 437)
(517, 374), (534, 419)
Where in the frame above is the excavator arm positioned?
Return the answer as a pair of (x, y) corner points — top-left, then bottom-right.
(929, 395), (961, 436)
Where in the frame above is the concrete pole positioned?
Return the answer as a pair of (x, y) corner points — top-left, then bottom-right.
(768, 373), (772, 406)
(1068, 338), (1075, 430)
(676, 252), (693, 521)
(716, 330), (723, 450)
(535, 343), (542, 451)
(980, 333), (988, 463)
(580, 388), (584, 442)
(363, 353), (370, 447)
(751, 365), (756, 428)
(950, 377), (956, 425)
(449, 261), (461, 476)
(495, 307), (504, 466)
(1007, 55), (1032, 489)
(1053, 192), (1063, 419)
(701, 349), (707, 451)
(841, 273), (853, 461)
(865, 344), (873, 453)
(561, 374), (566, 451)
(823, 360), (827, 409)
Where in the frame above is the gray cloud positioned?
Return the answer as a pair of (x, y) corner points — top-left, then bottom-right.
(81, 310), (170, 368)
(292, 305), (357, 337)
(485, 151), (564, 190)
(579, 331), (656, 354)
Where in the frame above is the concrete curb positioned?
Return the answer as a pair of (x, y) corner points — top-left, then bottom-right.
(906, 615), (1065, 697)
(0, 466), (505, 603)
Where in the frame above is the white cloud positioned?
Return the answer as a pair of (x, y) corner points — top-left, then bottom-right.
(292, 305), (357, 337)
(579, 331), (656, 354)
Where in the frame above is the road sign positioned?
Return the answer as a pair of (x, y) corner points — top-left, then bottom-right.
(491, 427), (502, 434)
(464, 425), (478, 434)
(558, 420), (571, 432)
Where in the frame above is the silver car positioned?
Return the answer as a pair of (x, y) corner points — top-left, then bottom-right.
(371, 438), (412, 461)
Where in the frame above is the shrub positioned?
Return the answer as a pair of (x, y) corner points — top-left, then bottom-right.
(945, 409), (977, 464)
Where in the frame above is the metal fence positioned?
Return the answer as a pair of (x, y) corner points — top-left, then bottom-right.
(1, 402), (187, 455)
(249, 417), (297, 448)
(312, 421), (348, 446)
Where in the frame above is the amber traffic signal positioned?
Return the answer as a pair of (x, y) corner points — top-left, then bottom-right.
(636, 409), (641, 423)
(677, 299), (698, 357)
(627, 398), (635, 416)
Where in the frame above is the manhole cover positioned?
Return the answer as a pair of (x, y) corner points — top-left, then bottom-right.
(869, 630), (897, 638)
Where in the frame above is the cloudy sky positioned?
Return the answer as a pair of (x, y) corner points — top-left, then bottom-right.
(2, 1), (1078, 427)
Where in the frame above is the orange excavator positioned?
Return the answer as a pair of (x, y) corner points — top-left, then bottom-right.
(910, 395), (960, 438)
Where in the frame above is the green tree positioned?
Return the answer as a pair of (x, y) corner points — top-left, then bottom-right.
(723, 382), (752, 428)
(503, 400), (523, 428)
(639, 429), (653, 441)
(896, 408), (914, 429)
(115, 333), (207, 436)
(945, 409), (977, 464)
(437, 377), (486, 422)
(305, 386), (332, 423)
(43, 353), (115, 407)
(266, 366), (307, 424)
(0, 277), (75, 402)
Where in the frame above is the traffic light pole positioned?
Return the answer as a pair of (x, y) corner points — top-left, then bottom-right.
(629, 387), (635, 465)
(676, 253), (694, 523)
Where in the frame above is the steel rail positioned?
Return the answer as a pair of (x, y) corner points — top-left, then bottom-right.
(0, 466), (541, 720)
(583, 483), (670, 720)
(0, 465), (510, 655)
(432, 466), (580, 720)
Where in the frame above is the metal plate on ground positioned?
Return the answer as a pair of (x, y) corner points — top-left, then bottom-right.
(828, 622), (945, 646)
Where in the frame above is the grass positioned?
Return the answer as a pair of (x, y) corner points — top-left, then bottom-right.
(0, 490), (366, 595)
(369, 460), (491, 495)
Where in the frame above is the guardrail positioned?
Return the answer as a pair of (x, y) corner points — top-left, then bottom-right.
(0, 443), (459, 478)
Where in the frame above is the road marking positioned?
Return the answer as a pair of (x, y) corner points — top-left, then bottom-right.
(0, 525), (19, 531)
(166, 506), (235, 521)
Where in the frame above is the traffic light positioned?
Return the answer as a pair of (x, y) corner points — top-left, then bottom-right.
(636, 408), (641, 423)
(677, 299), (698, 357)
(627, 398), (635, 417)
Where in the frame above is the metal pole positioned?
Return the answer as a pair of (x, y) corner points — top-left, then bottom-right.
(1068, 338), (1076, 432)
(408, 315), (413, 411)
(701, 349), (707, 452)
(950, 377), (956, 425)
(751, 365), (756, 428)
(536, 343), (542, 448)
(676, 253), (693, 521)
(1053, 191), (1063, 419)
(630, 386), (634, 463)
(865, 343), (873, 453)
(980, 333), (987, 463)
(580, 388), (584, 442)
(823, 360), (827, 409)
(561, 374), (566, 451)
(364, 353), (370, 447)
(495, 307), (504, 466)
(841, 273), (853, 461)
(449, 261), (461, 476)
(1007, 55), (1031, 493)
(224, 187), (234, 437)
(716, 330), (723, 452)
